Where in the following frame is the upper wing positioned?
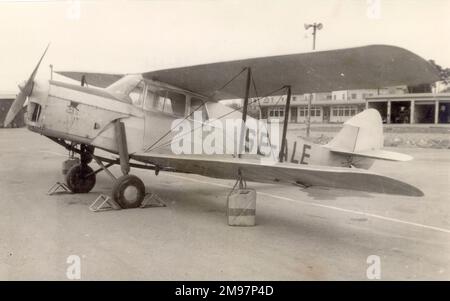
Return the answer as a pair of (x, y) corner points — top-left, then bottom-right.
(55, 72), (123, 88)
(130, 153), (423, 197)
(56, 45), (439, 97)
(142, 45), (439, 98)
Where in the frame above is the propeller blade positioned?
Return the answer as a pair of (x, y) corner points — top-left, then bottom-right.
(26, 43), (50, 91)
(3, 44), (49, 127)
(3, 90), (27, 127)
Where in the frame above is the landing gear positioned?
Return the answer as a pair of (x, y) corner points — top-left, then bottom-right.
(65, 144), (96, 193)
(51, 121), (155, 210)
(66, 164), (96, 193)
(109, 120), (147, 208)
(112, 175), (145, 208)
(68, 121), (147, 209)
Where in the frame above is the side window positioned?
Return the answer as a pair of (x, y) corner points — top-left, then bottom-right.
(128, 82), (144, 107)
(152, 89), (186, 116)
(154, 90), (172, 114)
(190, 97), (208, 121)
(143, 88), (155, 111)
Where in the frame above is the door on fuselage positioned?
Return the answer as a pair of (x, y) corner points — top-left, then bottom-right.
(142, 84), (191, 153)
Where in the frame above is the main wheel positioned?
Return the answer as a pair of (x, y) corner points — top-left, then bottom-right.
(112, 175), (145, 209)
(66, 164), (96, 193)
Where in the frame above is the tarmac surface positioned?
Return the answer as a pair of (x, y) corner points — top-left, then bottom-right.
(0, 128), (449, 280)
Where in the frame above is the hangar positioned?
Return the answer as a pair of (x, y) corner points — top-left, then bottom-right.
(0, 93), (25, 128)
(366, 93), (450, 124)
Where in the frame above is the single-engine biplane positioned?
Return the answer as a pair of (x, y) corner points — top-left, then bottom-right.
(4, 45), (439, 208)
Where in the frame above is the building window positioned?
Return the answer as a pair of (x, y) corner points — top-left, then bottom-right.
(331, 106), (359, 117)
(268, 107), (286, 118)
(351, 93), (357, 100)
(344, 108), (350, 116)
(297, 106), (320, 117)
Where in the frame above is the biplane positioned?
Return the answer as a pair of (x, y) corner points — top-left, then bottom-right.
(4, 45), (439, 208)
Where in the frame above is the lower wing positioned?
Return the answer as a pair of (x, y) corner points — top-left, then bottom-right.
(131, 153), (423, 197)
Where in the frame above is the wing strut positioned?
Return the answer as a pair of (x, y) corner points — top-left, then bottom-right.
(279, 85), (292, 162)
(239, 67), (252, 158)
(115, 120), (130, 175)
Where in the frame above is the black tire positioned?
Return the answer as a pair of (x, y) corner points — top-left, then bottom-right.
(80, 145), (94, 165)
(112, 175), (145, 209)
(66, 164), (96, 193)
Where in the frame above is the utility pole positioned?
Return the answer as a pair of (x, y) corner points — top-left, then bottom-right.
(304, 22), (323, 50)
(306, 93), (312, 137)
(304, 22), (323, 137)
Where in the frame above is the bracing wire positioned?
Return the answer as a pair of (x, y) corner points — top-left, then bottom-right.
(143, 68), (249, 153)
(146, 85), (286, 153)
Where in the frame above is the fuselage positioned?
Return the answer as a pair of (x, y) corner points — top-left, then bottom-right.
(26, 77), (207, 154)
(24, 75), (366, 169)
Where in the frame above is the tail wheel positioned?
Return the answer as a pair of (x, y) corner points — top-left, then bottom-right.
(66, 164), (96, 193)
(112, 175), (145, 209)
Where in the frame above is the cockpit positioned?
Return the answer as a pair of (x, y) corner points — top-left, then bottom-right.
(108, 74), (208, 121)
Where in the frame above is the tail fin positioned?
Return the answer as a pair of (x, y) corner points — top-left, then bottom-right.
(326, 109), (412, 164)
(327, 109), (383, 152)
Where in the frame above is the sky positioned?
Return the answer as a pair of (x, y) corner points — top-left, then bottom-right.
(0, 0), (449, 92)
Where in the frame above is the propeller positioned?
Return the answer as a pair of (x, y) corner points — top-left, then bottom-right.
(4, 44), (50, 127)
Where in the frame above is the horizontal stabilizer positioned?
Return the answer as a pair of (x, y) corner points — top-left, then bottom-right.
(328, 148), (413, 162)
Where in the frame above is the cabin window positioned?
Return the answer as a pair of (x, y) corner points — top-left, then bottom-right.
(152, 89), (186, 116)
(128, 82), (145, 107)
(143, 89), (155, 111)
(190, 97), (208, 121)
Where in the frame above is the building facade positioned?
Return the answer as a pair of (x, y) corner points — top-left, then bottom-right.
(258, 89), (386, 124)
(0, 93), (25, 128)
(366, 93), (450, 124)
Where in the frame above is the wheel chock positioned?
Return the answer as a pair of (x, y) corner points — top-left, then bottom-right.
(140, 193), (167, 208)
(89, 194), (121, 212)
(47, 182), (72, 195)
